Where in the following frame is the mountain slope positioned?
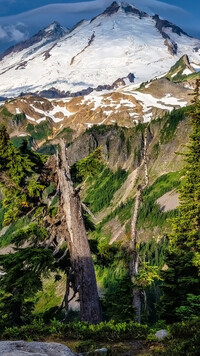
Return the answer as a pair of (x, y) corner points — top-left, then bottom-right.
(0, 1), (199, 98)
(0, 75), (192, 143)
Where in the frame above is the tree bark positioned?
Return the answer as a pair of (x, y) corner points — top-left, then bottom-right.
(130, 125), (150, 323)
(56, 139), (102, 324)
(130, 185), (142, 323)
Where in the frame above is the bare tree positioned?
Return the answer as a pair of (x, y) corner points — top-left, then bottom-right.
(130, 125), (150, 323)
(55, 139), (102, 324)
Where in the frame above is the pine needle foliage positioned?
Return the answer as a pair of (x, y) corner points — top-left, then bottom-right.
(0, 224), (55, 327)
(161, 80), (200, 323)
(0, 126), (46, 225)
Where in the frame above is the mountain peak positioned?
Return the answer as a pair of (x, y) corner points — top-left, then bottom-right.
(43, 21), (69, 37)
(0, 22), (69, 61)
(102, 1), (120, 16)
(121, 2), (148, 18)
(102, 1), (148, 19)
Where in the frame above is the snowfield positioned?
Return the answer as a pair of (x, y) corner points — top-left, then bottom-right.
(0, 2), (199, 98)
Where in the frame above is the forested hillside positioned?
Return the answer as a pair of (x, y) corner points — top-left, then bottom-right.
(0, 82), (200, 355)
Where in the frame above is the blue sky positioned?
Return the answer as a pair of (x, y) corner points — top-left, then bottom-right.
(0, 0), (199, 53)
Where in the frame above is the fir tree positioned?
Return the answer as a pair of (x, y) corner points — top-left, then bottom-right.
(161, 80), (200, 323)
(0, 126), (45, 225)
(0, 224), (55, 326)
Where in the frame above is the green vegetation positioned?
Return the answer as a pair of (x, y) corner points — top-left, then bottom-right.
(161, 81), (200, 323)
(0, 216), (30, 247)
(26, 122), (52, 140)
(137, 172), (181, 229)
(37, 142), (57, 155)
(0, 107), (13, 119)
(54, 127), (73, 140)
(86, 124), (119, 135)
(0, 224), (55, 327)
(13, 113), (26, 125)
(73, 147), (102, 182)
(1, 319), (149, 342)
(166, 55), (193, 82)
(96, 171), (180, 237)
(85, 166), (128, 213)
(0, 107), (26, 127)
(182, 72), (200, 82)
(11, 136), (32, 149)
(0, 125), (46, 225)
(152, 320), (200, 356)
(0, 92), (200, 355)
(160, 107), (188, 144)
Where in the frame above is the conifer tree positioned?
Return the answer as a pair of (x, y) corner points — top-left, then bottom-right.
(0, 126), (45, 225)
(0, 224), (55, 326)
(161, 80), (200, 323)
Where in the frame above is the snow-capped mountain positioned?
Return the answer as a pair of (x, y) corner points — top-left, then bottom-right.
(0, 22), (69, 62)
(0, 1), (199, 98)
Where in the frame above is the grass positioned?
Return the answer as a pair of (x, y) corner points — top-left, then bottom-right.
(137, 171), (181, 230)
(0, 215), (30, 247)
(160, 107), (188, 144)
(34, 273), (65, 314)
(96, 171), (181, 239)
(84, 166), (128, 213)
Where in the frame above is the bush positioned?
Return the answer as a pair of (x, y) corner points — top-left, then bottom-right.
(0, 320), (149, 342)
(152, 320), (200, 356)
(26, 122), (52, 141)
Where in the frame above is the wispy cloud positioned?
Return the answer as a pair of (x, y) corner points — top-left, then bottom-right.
(0, 23), (28, 44)
(0, 0), (187, 24)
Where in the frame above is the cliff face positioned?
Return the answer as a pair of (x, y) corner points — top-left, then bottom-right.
(0, 92), (191, 245)
(58, 107), (189, 243)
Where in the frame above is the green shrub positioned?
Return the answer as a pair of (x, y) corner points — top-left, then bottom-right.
(0, 320), (149, 342)
(152, 320), (200, 356)
(13, 113), (26, 125)
(26, 122), (52, 141)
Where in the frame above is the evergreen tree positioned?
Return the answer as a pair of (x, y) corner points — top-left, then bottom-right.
(161, 80), (200, 323)
(0, 224), (55, 326)
(0, 126), (45, 225)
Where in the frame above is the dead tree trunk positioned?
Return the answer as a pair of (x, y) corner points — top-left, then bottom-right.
(144, 126), (149, 187)
(56, 139), (102, 324)
(130, 185), (142, 323)
(130, 125), (150, 323)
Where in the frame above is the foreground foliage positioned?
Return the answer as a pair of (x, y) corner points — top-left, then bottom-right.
(1, 319), (149, 342)
(161, 80), (200, 323)
(152, 319), (200, 356)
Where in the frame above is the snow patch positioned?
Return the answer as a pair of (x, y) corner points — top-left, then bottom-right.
(182, 68), (193, 75)
(26, 115), (36, 122)
(171, 72), (178, 78)
(36, 117), (46, 123)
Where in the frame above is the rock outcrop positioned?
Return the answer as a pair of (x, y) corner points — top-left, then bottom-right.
(0, 341), (77, 356)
